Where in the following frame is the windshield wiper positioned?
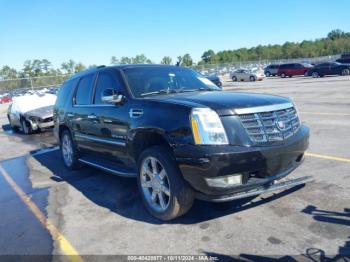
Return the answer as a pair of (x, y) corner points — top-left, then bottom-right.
(140, 88), (177, 97)
(178, 87), (216, 93)
(140, 87), (217, 97)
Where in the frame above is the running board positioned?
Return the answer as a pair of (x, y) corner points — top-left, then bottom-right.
(199, 176), (314, 202)
(78, 158), (137, 178)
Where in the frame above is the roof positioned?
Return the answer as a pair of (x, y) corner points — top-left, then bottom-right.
(67, 64), (180, 81)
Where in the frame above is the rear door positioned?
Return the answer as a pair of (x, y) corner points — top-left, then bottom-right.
(319, 63), (331, 75)
(329, 63), (341, 75)
(293, 63), (304, 75)
(71, 73), (98, 151)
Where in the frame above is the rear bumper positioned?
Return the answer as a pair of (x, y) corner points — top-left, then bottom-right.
(174, 126), (309, 199)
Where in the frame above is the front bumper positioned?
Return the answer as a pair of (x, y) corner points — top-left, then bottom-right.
(174, 125), (310, 200)
(29, 120), (54, 130)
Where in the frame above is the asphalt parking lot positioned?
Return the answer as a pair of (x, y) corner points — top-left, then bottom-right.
(0, 75), (349, 260)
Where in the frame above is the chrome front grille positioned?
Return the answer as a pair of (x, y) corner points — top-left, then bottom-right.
(238, 106), (300, 143)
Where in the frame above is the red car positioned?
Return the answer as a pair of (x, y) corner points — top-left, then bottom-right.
(277, 63), (313, 78)
(0, 94), (12, 104)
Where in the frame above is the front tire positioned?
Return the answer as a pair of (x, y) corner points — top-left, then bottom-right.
(312, 72), (319, 78)
(60, 129), (80, 170)
(232, 76), (237, 82)
(281, 73), (286, 78)
(20, 118), (32, 135)
(137, 145), (194, 221)
(265, 71), (271, 77)
(250, 76), (256, 82)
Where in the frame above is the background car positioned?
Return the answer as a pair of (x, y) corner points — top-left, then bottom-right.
(0, 93), (12, 104)
(306, 62), (350, 77)
(336, 58), (350, 64)
(205, 75), (222, 87)
(264, 64), (280, 77)
(230, 68), (265, 82)
(7, 92), (56, 134)
(277, 63), (313, 78)
(337, 52), (350, 64)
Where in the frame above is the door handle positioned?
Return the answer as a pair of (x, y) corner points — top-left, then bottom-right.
(88, 114), (97, 119)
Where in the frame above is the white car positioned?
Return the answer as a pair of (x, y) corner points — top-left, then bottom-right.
(230, 69), (265, 82)
(7, 92), (57, 134)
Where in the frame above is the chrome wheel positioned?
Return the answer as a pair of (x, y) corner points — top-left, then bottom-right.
(342, 69), (350, 76)
(140, 157), (170, 212)
(62, 134), (73, 167)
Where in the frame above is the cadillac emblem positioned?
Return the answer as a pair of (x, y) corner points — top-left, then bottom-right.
(276, 120), (286, 131)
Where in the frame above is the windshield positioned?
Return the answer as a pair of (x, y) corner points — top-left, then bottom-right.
(122, 67), (220, 97)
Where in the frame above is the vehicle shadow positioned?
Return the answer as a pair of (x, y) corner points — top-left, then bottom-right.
(32, 149), (305, 225)
(302, 205), (350, 260)
(202, 207), (350, 261)
(1, 124), (57, 147)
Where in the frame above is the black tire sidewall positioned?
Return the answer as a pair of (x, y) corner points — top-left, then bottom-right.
(137, 145), (194, 221)
(232, 76), (237, 82)
(20, 118), (31, 135)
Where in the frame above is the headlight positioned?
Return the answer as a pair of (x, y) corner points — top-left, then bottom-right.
(191, 108), (228, 145)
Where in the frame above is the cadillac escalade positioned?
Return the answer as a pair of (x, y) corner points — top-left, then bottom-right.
(54, 65), (312, 220)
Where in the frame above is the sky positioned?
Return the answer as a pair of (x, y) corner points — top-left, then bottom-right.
(1, 0), (350, 70)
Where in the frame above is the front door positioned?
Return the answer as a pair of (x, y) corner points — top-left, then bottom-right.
(89, 69), (131, 166)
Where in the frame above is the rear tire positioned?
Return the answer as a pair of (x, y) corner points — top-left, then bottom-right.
(60, 129), (80, 170)
(137, 145), (194, 221)
(232, 76), (237, 82)
(265, 71), (271, 77)
(281, 73), (286, 78)
(342, 68), (350, 76)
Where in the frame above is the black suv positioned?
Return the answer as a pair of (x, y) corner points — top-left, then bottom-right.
(54, 65), (312, 220)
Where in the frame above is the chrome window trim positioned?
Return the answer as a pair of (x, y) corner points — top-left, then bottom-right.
(234, 103), (294, 115)
(75, 133), (126, 146)
(72, 104), (115, 108)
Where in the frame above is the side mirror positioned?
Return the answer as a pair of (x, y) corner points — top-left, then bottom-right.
(101, 89), (126, 105)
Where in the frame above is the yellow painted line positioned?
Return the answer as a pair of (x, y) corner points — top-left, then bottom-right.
(300, 112), (350, 116)
(0, 164), (84, 262)
(305, 152), (350, 163)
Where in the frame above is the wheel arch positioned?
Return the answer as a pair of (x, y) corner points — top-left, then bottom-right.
(130, 128), (174, 163)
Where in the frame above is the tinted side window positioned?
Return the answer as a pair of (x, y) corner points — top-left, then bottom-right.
(94, 71), (123, 104)
(56, 79), (78, 108)
(75, 74), (95, 105)
(279, 64), (288, 69)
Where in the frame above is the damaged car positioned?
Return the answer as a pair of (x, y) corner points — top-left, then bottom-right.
(7, 92), (57, 134)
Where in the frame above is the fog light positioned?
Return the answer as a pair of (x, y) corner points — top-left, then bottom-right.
(206, 174), (242, 188)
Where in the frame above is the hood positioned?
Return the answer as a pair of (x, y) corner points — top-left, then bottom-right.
(24, 105), (54, 119)
(147, 91), (291, 116)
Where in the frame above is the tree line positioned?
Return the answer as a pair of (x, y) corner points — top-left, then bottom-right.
(1, 29), (349, 84)
(200, 29), (350, 65)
